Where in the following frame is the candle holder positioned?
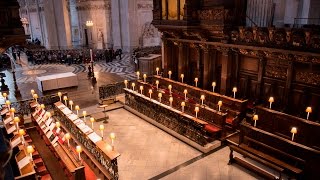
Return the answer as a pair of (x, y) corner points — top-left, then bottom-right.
(155, 80), (159, 90)
(27, 145), (34, 162)
(232, 87), (237, 99)
(14, 117), (20, 131)
(69, 100), (74, 110)
(33, 94), (38, 103)
(90, 117), (95, 129)
(82, 111), (87, 122)
(195, 107), (199, 118)
(110, 133), (116, 151)
(268, 97), (274, 109)
(58, 92), (62, 102)
(136, 71), (140, 80)
(65, 133), (71, 147)
(143, 74), (147, 83)
(194, 78), (198, 87)
(19, 129), (26, 145)
(156, 67), (159, 75)
(10, 108), (15, 119)
(168, 85), (172, 95)
(291, 127), (297, 141)
(31, 89), (35, 96)
(63, 96), (68, 106)
(168, 71), (172, 79)
(99, 125), (105, 139)
(306, 107), (312, 120)
(132, 83), (135, 91)
(5, 100), (11, 110)
(140, 86), (144, 94)
(149, 89), (152, 99)
(169, 97), (173, 107)
(183, 89), (188, 101)
(218, 101), (222, 112)
(158, 93), (162, 103)
(200, 95), (205, 106)
(253, 115), (258, 127)
(181, 102), (185, 112)
(181, 74), (184, 83)
(212, 82), (216, 92)
(76, 145), (82, 161)
(124, 80), (128, 88)
(75, 105), (80, 116)
(3, 92), (7, 100)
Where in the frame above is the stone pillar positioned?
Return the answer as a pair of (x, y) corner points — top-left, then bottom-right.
(178, 42), (184, 78)
(219, 48), (232, 95)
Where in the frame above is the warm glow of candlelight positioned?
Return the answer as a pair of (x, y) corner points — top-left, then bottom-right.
(90, 117), (95, 123)
(46, 112), (51, 118)
(156, 67), (159, 75)
(132, 83), (135, 91)
(195, 106), (199, 112)
(56, 121), (61, 128)
(269, 97), (274, 103)
(19, 129), (25, 136)
(76, 145), (82, 153)
(306, 107), (312, 113)
(124, 80), (128, 88)
(143, 74), (147, 82)
(232, 87), (237, 92)
(14, 116), (20, 123)
(291, 127), (297, 141)
(31, 89), (35, 95)
(136, 71), (140, 79)
(168, 71), (172, 79)
(5, 100), (10, 106)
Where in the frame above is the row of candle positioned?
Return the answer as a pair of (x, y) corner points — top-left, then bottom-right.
(251, 114), (298, 141)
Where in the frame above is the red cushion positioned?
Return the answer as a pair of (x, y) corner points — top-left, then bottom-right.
(226, 118), (234, 124)
(204, 124), (220, 133)
(40, 174), (52, 180)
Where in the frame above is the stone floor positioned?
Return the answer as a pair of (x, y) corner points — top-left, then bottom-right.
(0, 52), (261, 179)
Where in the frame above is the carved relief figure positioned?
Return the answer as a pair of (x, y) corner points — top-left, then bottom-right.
(97, 29), (103, 42)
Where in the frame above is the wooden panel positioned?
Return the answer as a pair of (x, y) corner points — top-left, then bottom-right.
(240, 56), (259, 73)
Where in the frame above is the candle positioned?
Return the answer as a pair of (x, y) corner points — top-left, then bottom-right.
(5, 100), (10, 110)
(195, 78), (198, 87)
(183, 89), (188, 100)
(90, 117), (95, 129)
(14, 117), (20, 131)
(75, 105), (80, 116)
(232, 87), (237, 98)
(76, 145), (82, 160)
(155, 80), (159, 90)
(306, 107), (312, 120)
(33, 94), (38, 103)
(218, 101), (222, 112)
(31, 89), (35, 96)
(195, 107), (199, 118)
(136, 71), (140, 80)
(253, 115), (259, 127)
(168, 85), (172, 94)
(110, 133), (116, 150)
(40, 104), (45, 109)
(2, 92), (7, 100)
(132, 83), (135, 91)
(156, 67), (159, 75)
(124, 80), (128, 88)
(268, 97), (274, 109)
(140, 86), (144, 94)
(18, 129), (26, 145)
(158, 93), (162, 103)
(90, 49), (93, 61)
(56, 121), (61, 128)
(69, 100), (73, 110)
(200, 95), (205, 105)
(143, 74), (147, 83)
(168, 71), (172, 79)
(10, 108), (15, 119)
(63, 96), (68, 106)
(27, 145), (34, 161)
(149, 89), (152, 99)
(181, 74), (184, 83)
(46, 112), (51, 119)
(169, 97), (173, 107)
(99, 125), (104, 139)
(212, 82), (216, 92)
(58, 92), (62, 102)
(181, 102), (185, 112)
(291, 127), (297, 141)
(82, 111), (87, 122)
(65, 133), (71, 147)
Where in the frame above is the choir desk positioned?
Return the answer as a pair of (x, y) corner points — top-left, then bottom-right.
(36, 72), (78, 92)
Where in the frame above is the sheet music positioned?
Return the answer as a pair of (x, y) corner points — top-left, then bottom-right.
(32, 108), (41, 117)
(49, 123), (55, 131)
(51, 136), (59, 145)
(43, 126), (50, 134)
(30, 102), (38, 108)
(11, 137), (22, 148)
(17, 156), (30, 169)
(62, 108), (72, 115)
(4, 117), (12, 125)
(7, 125), (16, 134)
(88, 132), (102, 143)
(1, 108), (9, 115)
(81, 125), (93, 135)
(68, 114), (79, 121)
(46, 131), (53, 138)
(45, 117), (53, 127)
(41, 124), (46, 130)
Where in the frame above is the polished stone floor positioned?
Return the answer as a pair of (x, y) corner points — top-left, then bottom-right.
(1, 53), (260, 179)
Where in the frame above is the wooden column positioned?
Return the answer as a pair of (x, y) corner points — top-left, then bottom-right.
(283, 57), (294, 109)
(201, 45), (210, 89)
(178, 42), (184, 78)
(256, 55), (266, 102)
(219, 48), (232, 95)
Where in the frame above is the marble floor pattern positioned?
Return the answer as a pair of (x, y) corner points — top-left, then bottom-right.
(1, 52), (261, 179)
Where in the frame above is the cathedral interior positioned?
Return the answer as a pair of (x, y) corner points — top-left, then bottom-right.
(1, 0), (320, 179)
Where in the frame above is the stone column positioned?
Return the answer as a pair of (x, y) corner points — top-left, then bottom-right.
(178, 42), (184, 78)
(219, 48), (232, 95)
